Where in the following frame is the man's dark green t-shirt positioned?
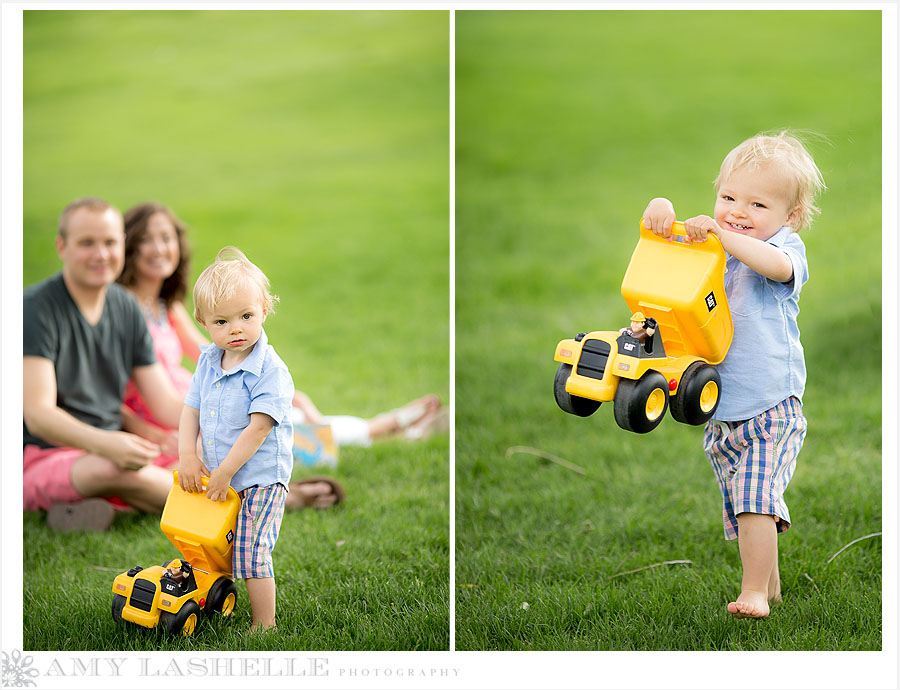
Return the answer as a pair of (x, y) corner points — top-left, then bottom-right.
(23, 273), (156, 449)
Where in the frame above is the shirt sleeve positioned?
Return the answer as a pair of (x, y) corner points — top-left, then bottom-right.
(766, 234), (808, 302)
(247, 354), (294, 425)
(22, 290), (58, 360)
(183, 356), (205, 410)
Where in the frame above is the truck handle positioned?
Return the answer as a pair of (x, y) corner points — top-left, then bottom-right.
(640, 217), (690, 237)
(171, 470), (240, 501)
(639, 218), (724, 250)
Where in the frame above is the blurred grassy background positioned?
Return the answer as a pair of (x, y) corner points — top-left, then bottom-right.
(455, 10), (883, 651)
(24, 10), (449, 405)
(22, 9), (449, 650)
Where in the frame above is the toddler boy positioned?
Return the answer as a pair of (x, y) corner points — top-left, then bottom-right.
(178, 246), (294, 631)
(643, 131), (826, 619)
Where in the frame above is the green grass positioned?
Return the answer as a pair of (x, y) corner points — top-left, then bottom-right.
(21, 10), (449, 651)
(455, 10), (883, 651)
(24, 440), (448, 651)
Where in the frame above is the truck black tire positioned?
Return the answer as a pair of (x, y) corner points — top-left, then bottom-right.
(111, 594), (126, 624)
(554, 363), (601, 417)
(614, 371), (669, 433)
(161, 599), (201, 637)
(206, 577), (237, 617)
(670, 362), (721, 425)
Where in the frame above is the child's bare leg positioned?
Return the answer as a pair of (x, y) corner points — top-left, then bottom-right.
(245, 577), (277, 631)
(366, 394), (441, 438)
(768, 526), (782, 605)
(768, 558), (782, 604)
(728, 512), (778, 619)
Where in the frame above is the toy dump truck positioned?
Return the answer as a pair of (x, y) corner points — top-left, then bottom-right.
(553, 219), (733, 433)
(111, 472), (240, 636)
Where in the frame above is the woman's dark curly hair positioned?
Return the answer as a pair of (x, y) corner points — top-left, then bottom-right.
(118, 202), (191, 308)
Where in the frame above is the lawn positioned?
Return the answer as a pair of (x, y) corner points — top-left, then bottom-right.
(18, 9), (449, 651)
(455, 10), (884, 652)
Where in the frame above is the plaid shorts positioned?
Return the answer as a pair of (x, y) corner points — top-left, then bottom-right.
(703, 397), (807, 541)
(233, 484), (287, 579)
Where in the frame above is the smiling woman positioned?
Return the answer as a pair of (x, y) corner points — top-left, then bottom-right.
(119, 203), (194, 331)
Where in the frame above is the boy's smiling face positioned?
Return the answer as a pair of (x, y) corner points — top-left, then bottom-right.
(714, 162), (801, 242)
(199, 282), (268, 365)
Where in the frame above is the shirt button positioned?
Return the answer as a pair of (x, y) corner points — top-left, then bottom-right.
(216, 382), (221, 387)
(210, 411), (216, 417)
(207, 440), (213, 446)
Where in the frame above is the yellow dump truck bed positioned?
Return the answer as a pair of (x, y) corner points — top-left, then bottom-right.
(159, 472), (240, 575)
(620, 220), (732, 364)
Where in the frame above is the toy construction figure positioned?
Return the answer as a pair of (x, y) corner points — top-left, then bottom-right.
(620, 312), (657, 342)
(618, 312), (659, 356)
(163, 559), (191, 584)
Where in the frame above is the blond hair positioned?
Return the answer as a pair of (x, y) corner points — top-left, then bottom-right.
(714, 130), (827, 232)
(192, 246), (278, 323)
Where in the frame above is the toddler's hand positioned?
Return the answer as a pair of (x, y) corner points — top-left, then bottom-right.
(178, 455), (209, 493)
(205, 468), (233, 502)
(683, 215), (720, 243)
(643, 198), (677, 238)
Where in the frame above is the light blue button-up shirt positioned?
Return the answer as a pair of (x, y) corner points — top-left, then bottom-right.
(184, 328), (294, 492)
(714, 227), (808, 421)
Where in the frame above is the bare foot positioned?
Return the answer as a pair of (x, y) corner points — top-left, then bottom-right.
(769, 580), (782, 606)
(285, 478), (344, 510)
(370, 395), (441, 438)
(250, 622), (277, 633)
(403, 405), (449, 440)
(727, 590), (770, 619)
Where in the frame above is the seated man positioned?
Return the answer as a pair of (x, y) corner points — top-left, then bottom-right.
(23, 198), (185, 531)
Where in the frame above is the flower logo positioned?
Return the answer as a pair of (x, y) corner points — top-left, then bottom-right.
(1, 650), (39, 688)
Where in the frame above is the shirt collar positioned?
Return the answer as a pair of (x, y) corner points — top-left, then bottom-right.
(201, 327), (269, 377)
